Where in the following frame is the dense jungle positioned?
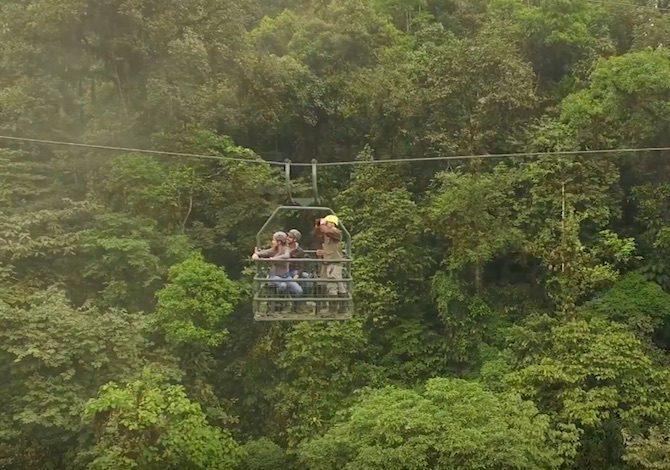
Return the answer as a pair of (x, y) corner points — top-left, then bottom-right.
(1, 0), (670, 468)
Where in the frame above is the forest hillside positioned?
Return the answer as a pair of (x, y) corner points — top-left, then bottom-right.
(1, 0), (670, 468)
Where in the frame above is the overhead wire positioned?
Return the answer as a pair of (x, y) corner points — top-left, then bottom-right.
(0, 135), (286, 166)
(523, 0), (670, 12)
(309, 146), (670, 166)
(585, 0), (670, 12)
(1, 134), (669, 168)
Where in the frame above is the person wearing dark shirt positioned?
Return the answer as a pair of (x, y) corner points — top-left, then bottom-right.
(287, 229), (306, 277)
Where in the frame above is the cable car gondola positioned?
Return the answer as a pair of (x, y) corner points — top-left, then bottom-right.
(252, 160), (353, 321)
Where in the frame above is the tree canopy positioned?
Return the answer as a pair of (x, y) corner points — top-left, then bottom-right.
(1, 0), (670, 468)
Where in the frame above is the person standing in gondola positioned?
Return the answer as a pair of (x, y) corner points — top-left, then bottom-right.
(315, 215), (347, 314)
(287, 228), (316, 314)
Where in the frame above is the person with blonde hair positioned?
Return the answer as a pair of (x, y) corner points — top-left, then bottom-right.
(252, 231), (303, 297)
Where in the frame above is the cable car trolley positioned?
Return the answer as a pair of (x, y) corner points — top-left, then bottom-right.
(252, 160), (353, 321)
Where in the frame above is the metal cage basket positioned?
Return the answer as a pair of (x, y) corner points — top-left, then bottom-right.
(253, 206), (353, 321)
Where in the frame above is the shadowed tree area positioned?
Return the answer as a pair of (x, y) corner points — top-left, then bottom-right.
(1, 0), (670, 468)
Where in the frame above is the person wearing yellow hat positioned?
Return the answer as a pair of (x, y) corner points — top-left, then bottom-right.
(316, 214), (346, 314)
(323, 215), (339, 225)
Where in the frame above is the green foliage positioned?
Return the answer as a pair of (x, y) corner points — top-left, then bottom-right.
(2, 0), (670, 467)
(509, 318), (670, 425)
(97, 137), (284, 267)
(0, 195), (191, 311)
(154, 253), (241, 349)
(0, 149), (63, 211)
(372, 0), (427, 33)
(559, 48), (670, 148)
(299, 378), (561, 469)
(337, 149), (426, 322)
(83, 369), (242, 469)
(632, 9), (670, 51)
(0, 289), (152, 465)
(512, 153), (631, 313)
(623, 424), (670, 470)
(431, 271), (494, 366)
(335, 150), (456, 384)
(514, 154), (620, 233)
(240, 0), (405, 160)
(421, 0), (490, 36)
(78, 212), (193, 311)
(186, 131), (285, 261)
(408, 30), (538, 155)
(634, 183), (670, 234)
(507, 317), (670, 466)
(508, 0), (614, 87)
(0, 199), (97, 288)
(585, 271), (670, 346)
(535, 208), (635, 314)
(0, 0), (250, 139)
(633, 183), (670, 291)
(239, 438), (287, 470)
(269, 318), (383, 448)
(100, 154), (204, 232)
(425, 167), (520, 288)
(374, 318), (455, 383)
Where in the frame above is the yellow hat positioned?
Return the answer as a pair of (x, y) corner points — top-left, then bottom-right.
(324, 215), (339, 225)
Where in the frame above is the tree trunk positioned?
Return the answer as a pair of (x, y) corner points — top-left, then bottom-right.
(474, 263), (483, 292)
(181, 193), (193, 234)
